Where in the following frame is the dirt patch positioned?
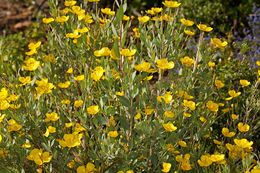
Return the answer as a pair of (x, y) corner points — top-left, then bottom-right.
(0, 0), (48, 35)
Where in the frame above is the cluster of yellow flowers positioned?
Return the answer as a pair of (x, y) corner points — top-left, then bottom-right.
(1, 0), (259, 172)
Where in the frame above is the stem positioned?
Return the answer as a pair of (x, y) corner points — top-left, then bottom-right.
(119, 22), (124, 77)
(193, 32), (204, 73)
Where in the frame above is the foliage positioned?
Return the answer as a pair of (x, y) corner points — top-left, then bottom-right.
(0, 0), (260, 172)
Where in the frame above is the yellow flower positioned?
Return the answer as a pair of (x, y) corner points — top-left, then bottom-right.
(208, 61), (215, 67)
(175, 90), (194, 99)
(178, 141), (187, 147)
(35, 78), (54, 96)
(134, 62), (156, 73)
(180, 56), (195, 67)
(123, 15), (130, 21)
(77, 162), (96, 173)
(75, 123), (86, 133)
(231, 114), (238, 120)
(65, 122), (73, 128)
(56, 16), (69, 24)
(211, 38), (227, 49)
(74, 100), (83, 107)
(9, 104), (21, 109)
(64, 0), (77, 6)
(22, 143), (31, 148)
(181, 18), (194, 26)
(61, 99), (71, 104)
(85, 13), (94, 23)
(162, 162), (171, 173)
(7, 119), (22, 132)
(0, 88), (8, 100)
(198, 154), (212, 167)
(7, 94), (19, 102)
(25, 41), (41, 55)
(159, 92), (173, 104)
(43, 126), (56, 137)
(58, 81), (70, 88)
(225, 90), (241, 100)
(66, 30), (81, 39)
(74, 75), (85, 81)
(27, 148), (52, 165)
(176, 154), (190, 163)
(213, 139), (221, 145)
(145, 7), (163, 15)
(0, 114), (5, 122)
(110, 49), (120, 60)
(91, 66), (105, 82)
(162, 1), (181, 8)
(184, 30), (195, 36)
(76, 27), (89, 34)
(197, 24), (213, 32)
(58, 8), (71, 14)
(215, 79), (225, 88)
(234, 138), (253, 149)
(67, 159), (75, 168)
(256, 60), (260, 67)
(101, 8), (115, 15)
(58, 132), (83, 148)
(126, 170), (134, 173)
(108, 131), (119, 138)
(164, 111), (175, 118)
(42, 18), (54, 24)
(222, 128), (236, 138)
(0, 100), (9, 110)
(200, 116), (207, 123)
(144, 107), (155, 115)
(44, 112), (59, 122)
(86, 0), (100, 2)
(134, 112), (141, 120)
(87, 105), (99, 115)
(120, 49), (136, 56)
(180, 161), (192, 171)
(144, 75), (153, 81)
(166, 144), (180, 154)
(66, 67), (73, 74)
(116, 91), (124, 96)
(210, 153), (225, 162)
(138, 16), (150, 23)
(22, 58), (40, 71)
(183, 112), (192, 117)
(94, 47), (110, 57)
(240, 80), (251, 87)
(28, 41), (41, 50)
(238, 122), (250, 132)
(156, 59), (175, 69)
(163, 123), (177, 132)
(183, 100), (196, 110)
(207, 101), (219, 112)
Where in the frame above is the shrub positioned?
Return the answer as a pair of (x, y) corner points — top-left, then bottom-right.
(0, 0), (259, 172)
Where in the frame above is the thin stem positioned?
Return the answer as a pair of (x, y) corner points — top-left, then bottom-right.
(193, 31), (204, 73)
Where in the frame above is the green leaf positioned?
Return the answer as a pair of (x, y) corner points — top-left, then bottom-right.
(118, 96), (131, 107)
(95, 115), (107, 125)
(112, 37), (120, 58)
(119, 117), (130, 130)
(114, 4), (124, 26)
